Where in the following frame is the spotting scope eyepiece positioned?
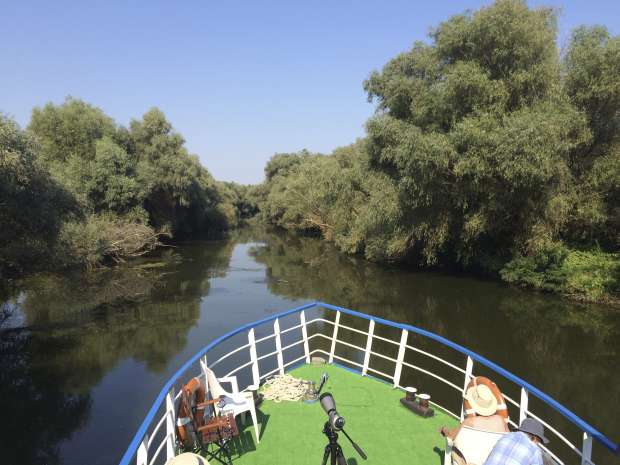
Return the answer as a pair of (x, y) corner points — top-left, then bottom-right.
(319, 392), (345, 430)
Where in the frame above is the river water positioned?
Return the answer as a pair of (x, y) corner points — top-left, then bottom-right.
(1, 228), (618, 465)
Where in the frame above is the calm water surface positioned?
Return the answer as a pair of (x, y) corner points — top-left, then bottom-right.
(1, 228), (619, 465)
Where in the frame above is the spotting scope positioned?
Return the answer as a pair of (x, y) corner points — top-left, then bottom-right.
(319, 392), (345, 430)
(318, 392), (367, 463)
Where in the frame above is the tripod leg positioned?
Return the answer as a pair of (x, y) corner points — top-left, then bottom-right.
(335, 444), (347, 465)
(322, 444), (331, 465)
(223, 443), (233, 465)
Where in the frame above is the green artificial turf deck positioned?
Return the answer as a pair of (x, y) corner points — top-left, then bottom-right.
(214, 364), (457, 465)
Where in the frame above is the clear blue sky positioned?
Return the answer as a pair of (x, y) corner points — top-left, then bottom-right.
(1, 1), (618, 184)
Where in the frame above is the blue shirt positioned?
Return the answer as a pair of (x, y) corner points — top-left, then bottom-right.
(484, 432), (543, 465)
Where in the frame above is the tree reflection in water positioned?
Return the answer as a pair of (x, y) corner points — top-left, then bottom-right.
(0, 240), (235, 464)
(1, 229), (618, 465)
(0, 327), (91, 465)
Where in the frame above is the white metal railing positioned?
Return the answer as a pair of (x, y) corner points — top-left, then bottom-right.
(120, 302), (617, 465)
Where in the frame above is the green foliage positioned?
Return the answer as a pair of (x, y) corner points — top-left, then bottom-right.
(28, 98), (119, 207)
(28, 101), (232, 237)
(362, 0), (595, 266)
(563, 250), (620, 300)
(501, 247), (619, 302)
(88, 137), (143, 213)
(564, 26), (620, 147)
(432, 0), (559, 110)
(568, 144), (620, 248)
(0, 116), (76, 277)
(219, 182), (260, 223)
(500, 244), (570, 291)
(258, 142), (407, 262)
(4, 99), (238, 276)
(264, 150), (315, 181)
(130, 108), (224, 235)
(562, 26), (620, 249)
(29, 97), (116, 165)
(254, 0), (619, 303)
(27, 99), (236, 236)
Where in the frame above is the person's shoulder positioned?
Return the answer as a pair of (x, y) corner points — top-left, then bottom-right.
(494, 431), (520, 446)
(504, 431), (523, 439)
(502, 431), (532, 447)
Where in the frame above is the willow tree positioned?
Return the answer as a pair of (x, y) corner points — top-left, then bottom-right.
(129, 108), (226, 235)
(259, 142), (404, 261)
(364, 0), (591, 266)
(29, 98), (121, 208)
(23, 99), (238, 269)
(0, 116), (76, 276)
(563, 26), (620, 248)
(29, 100), (232, 238)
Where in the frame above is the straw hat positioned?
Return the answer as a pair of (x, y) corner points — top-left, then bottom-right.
(465, 381), (498, 417)
(165, 452), (210, 465)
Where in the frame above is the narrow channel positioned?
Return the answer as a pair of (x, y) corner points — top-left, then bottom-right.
(1, 228), (618, 465)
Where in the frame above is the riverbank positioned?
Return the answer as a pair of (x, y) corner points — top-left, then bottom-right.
(248, 222), (620, 307)
(4, 222), (618, 308)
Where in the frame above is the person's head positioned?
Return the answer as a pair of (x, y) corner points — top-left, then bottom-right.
(527, 433), (541, 444)
(518, 418), (549, 445)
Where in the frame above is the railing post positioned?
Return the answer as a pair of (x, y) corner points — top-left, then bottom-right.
(519, 387), (529, 425)
(274, 318), (284, 375)
(201, 354), (208, 383)
(300, 310), (311, 363)
(328, 311), (341, 364)
(581, 432), (593, 465)
(200, 356), (208, 389)
(165, 387), (176, 460)
(248, 328), (260, 387)
(393, 329), (409, 387)
(362, 320), (375, 376)
(136, 434), (148, 465)
(461, 356), (474, 420)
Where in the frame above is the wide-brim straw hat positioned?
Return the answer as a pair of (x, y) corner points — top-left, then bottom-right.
(465, 383), (498, 417)
(165, 452), (210, 465)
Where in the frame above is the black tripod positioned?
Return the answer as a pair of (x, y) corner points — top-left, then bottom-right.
(320, 422), (367, 465)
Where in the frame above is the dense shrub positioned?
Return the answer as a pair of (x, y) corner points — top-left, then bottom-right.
(57, 214), (168, 270)
(501, 247), (619, 302)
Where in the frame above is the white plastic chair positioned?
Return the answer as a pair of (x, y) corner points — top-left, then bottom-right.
(445, 426), (507, 465)
(200, 360), (260, 444)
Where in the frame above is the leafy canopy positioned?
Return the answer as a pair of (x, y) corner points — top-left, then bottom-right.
(363, 0), (592, 265)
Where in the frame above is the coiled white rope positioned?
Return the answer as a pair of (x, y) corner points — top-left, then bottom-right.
(261, 374), (314, 402)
